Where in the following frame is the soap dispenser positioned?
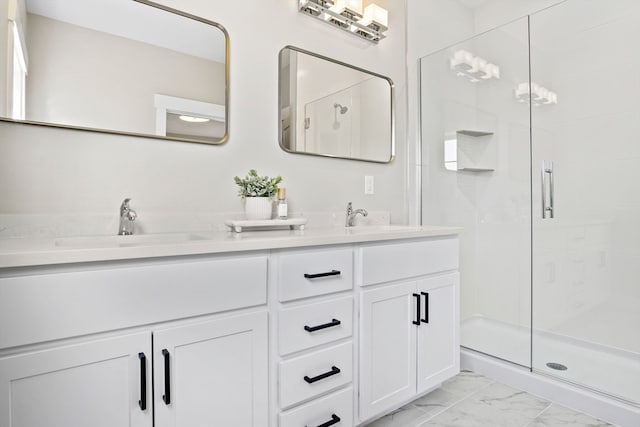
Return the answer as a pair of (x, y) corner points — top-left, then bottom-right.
(277, 188), (288, 219)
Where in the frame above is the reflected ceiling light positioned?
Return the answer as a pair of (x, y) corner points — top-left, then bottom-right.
(178, 115), (211, 123)
(515, 82), (558, 106)
(450, 50), (500, 83)
(298, 0), (388, 43)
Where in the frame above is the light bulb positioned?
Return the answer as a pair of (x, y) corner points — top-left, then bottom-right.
(331, 0), (363, 17)
(360, 4), (388, 30)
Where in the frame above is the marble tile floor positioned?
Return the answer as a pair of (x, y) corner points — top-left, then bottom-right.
(364, 371), (615, 427)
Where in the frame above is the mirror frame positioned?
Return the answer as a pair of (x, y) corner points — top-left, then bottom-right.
(0, 0), (230, 145)
(278, 45), (395, 163)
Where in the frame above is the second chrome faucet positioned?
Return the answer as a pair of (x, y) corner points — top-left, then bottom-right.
(118, 198), (137, 235)
(345, 202), (368, 227)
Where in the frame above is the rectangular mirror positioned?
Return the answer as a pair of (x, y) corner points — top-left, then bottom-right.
(279, 46), (394, 163)
(0, 0), (229, 144)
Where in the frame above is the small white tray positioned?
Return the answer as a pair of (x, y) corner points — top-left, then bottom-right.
(224, 218), (308, 233)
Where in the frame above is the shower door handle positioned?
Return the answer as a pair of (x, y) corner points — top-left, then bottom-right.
(541, 161), (555, 219)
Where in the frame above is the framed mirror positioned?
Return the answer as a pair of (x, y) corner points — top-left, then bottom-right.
(278, 46), (394, 163)
(1, 0), (229, 144)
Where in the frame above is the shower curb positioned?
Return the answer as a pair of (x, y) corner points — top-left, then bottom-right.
(461, 348), (640, 427)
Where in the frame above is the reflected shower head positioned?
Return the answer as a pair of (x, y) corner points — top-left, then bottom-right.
(334, 103), (348, 114)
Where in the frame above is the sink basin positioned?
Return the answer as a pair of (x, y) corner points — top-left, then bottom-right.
(54, 233), (208, 249)
(344, 225), (417, 234)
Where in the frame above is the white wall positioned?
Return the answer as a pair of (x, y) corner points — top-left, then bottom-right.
(1, 0), (10, 116)
(0, 0), (406, 233)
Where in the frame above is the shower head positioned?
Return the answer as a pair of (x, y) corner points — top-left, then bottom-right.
(334, 103), (348, 114)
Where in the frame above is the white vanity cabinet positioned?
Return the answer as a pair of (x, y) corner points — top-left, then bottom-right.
(0, 228), (461, 427)
(0, 253), (269, 427)
(358, 238), (460, 423)
(273, 246), (355, 427)
(0, 312), (269, 427)
(153, 312), (268, 427)
(0, 332), (153, 427)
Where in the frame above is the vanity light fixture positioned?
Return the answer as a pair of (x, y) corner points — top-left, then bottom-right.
(360, 4), (388, 32)
(298, 0), (388, 43)
(515, 82), (558, 106)
(331, 0), (364, 20)
(450, 50), (500, 83)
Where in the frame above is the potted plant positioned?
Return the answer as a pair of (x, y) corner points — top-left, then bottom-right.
(234, 169), (283, 220)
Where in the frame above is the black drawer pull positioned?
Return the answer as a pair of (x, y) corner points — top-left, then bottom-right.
(162, 349), (171, 405)
(306, 414), (341, 427)
(421, 292), (430, 323)
(304, 319), (341, 333)
(304, 366), (340, 384)
(138, 352), (147, 411)
(304, 270), (341, 279)
(412, 293), (421, 326)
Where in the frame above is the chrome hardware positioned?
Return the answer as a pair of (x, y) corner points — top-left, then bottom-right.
(345, 202), (368, 227)
(334, 103), (348, 114)
(118, 198), (137, 235)
(541, 161), (555, 219)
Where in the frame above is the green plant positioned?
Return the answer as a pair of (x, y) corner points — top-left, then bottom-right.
(233, 169), (283, 199)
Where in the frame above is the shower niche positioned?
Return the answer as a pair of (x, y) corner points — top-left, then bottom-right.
(444, 129), (495, 172)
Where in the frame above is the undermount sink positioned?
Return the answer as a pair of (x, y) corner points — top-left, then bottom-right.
(54, 233), (208, 249)
(344, 225), (417, 233)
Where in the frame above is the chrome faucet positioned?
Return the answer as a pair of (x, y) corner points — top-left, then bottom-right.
(118, 198), (137, 235)
(345, 202), (368, 227)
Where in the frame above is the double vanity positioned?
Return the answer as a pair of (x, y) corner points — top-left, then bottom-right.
(0, 225), (460, 427)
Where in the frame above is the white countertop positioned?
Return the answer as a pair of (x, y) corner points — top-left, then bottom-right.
(0, 225), (461, 269)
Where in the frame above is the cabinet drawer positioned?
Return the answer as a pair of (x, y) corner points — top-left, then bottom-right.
(360, 237), (458, 286)
(278, 248), (353, 302)
(279, 297), (353, 356)
(279, 387), (353, 427)
(0, 255), (268, 349)
(279, 342), (352, 409)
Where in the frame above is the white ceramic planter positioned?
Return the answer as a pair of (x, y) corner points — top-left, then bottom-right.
(245, 197), (273, 220)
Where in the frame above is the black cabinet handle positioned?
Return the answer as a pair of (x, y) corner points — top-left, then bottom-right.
(304, 366), (341, 384)
(421, 292), (430, 323)
(304, 270), (341, 279)
(306, 414), (341, 427)
(138, 352), (147, 411)
(304, 319), (341, 333)
(412, 293), (421, 325)
(162, 349), (171, 405)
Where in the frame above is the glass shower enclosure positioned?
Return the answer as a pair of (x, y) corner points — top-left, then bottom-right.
(420, 0), (640, 406)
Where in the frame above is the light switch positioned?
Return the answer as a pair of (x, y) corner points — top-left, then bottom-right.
(365, 175), (374, 194)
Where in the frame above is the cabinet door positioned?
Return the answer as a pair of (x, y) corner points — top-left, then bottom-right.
(0, 332), (152, 427)
(153, 311), (268, 427)
(416, 273), (459, 394)
(359, 281), (417, 422)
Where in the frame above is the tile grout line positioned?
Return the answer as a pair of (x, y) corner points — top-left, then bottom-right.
(419, 377), (555, 427)
(413, 377), (498, 426)
(521, 402), (555, 427)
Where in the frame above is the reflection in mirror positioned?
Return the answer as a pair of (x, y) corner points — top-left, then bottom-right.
(1, 0), (229, 144)
(279, 46), (394, 163)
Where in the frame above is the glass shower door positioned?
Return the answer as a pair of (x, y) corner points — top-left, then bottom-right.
(530, 0), (640, 404)
(420, 18), (532, 367)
